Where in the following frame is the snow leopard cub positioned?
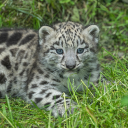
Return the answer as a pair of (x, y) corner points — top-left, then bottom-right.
(0, 21), (100, 117)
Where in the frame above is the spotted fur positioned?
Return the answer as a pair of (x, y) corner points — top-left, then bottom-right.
(0, 21), (100, 117)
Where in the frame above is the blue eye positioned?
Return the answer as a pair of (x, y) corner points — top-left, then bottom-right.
(77, 48), (84, 54)
(56, 49), (63, 54)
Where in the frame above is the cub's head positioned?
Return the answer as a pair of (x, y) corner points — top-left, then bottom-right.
(39, 21), (99, 75)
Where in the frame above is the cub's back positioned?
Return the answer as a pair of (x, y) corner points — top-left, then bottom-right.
(0, 29), (38, 97)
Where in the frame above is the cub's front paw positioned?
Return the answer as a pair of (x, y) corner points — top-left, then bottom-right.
(51, 101), (76, 117)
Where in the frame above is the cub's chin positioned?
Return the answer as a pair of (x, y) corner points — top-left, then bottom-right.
(63, 71), (77, 78)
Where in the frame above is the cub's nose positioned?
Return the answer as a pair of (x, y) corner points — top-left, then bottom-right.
(66, 64), (76, 70)
(65, 60), (76, 70)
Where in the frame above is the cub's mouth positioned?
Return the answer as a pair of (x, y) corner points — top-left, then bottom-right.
(63, 70), (77, 77)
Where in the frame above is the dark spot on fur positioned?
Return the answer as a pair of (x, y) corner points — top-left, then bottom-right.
(19, 70), (25, 76)
(35, 98), (43, 103)
(67, 110), (70, 115)
(23, 62), (29, 66)
(96, 80), (99, 84)
(36, 76), (40, 79)
(1, 56), (11, 69)
(77, 40), (79, 46)
(87, 68), (93, 73)
(44, 74), (49, 78)
(0, 48), (5, 54)
(40, 81), (48, 85)
(37, 68), (44, 74)
(85, 42), (89, 48)
(10, 48), (19, 57)
(32, 62), (36, 68)
(50, 45), (55, 50)
(46, 68), (54, 73)
(52, 79), (61, 83)
(9, 73), (13, 77)
(7, 81), (12, 93)
(15, 63), (18, 70)
(13, 77), (17, 84)
(40, 89), (47, 94)
(19, 34), (35, 45)
(0, 32), (8, 44)
(12, 93), (17, 97)
(31, 84), (38, 88)
(50, 84), (58, 86)
(59, 74), (63, 78)
(46, 93), (52, 98)
(44, 49), (49, 54)
(53, 95), (60, 100)
(76, 69), (80, 73)
(24, 84), (28, 92)
(7, 32), (22, 46)
(49, 64), (55, 67)
(96, 64), (100, 71)
(27, 73), (34, 85)
(0, 74), (6, 84)
(90, 48), (96, 53)
(55, 99), (63, 104)
(61, 41), (63, 47)
(29, 91), (35, 99)
(84, 75), (89, 80)
(53, 41), (59, 45)
(44, 102), (51, 108)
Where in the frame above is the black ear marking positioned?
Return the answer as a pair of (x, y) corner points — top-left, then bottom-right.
(41, 30), (49, 36)
(39, 26), (54, 44)
(90, 28), (99, 42)
(90, 28), (97, 37)
(41, 30), (49, 43)
(83, 25), (99, 43)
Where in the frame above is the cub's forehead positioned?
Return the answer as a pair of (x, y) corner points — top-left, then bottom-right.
(53, 22), (84, 47)
(53, 21), (83, 33)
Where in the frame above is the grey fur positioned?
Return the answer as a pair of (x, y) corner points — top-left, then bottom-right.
(0, 21), (100, 117)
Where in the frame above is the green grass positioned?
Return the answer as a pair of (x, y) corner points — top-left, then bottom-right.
(0, 0), (128, 127)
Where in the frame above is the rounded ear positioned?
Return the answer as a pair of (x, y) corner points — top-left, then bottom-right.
(82, 25), (100, 43)
(39, 26), (54, 44)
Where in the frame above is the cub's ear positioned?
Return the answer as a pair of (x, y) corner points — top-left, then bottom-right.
(82, 25), (100, 43)
(39, 26), (55, 45)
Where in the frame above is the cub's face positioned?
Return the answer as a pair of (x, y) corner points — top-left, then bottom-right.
(39, 22), (99, 75)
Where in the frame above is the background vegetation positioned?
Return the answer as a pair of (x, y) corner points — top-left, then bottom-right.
(0, 0), (128, 127)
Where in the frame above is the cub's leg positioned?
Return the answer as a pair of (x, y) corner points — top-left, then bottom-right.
(26, 87), (76, 117)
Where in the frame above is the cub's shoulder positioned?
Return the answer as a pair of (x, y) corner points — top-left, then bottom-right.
(0, 28), (38, 47)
